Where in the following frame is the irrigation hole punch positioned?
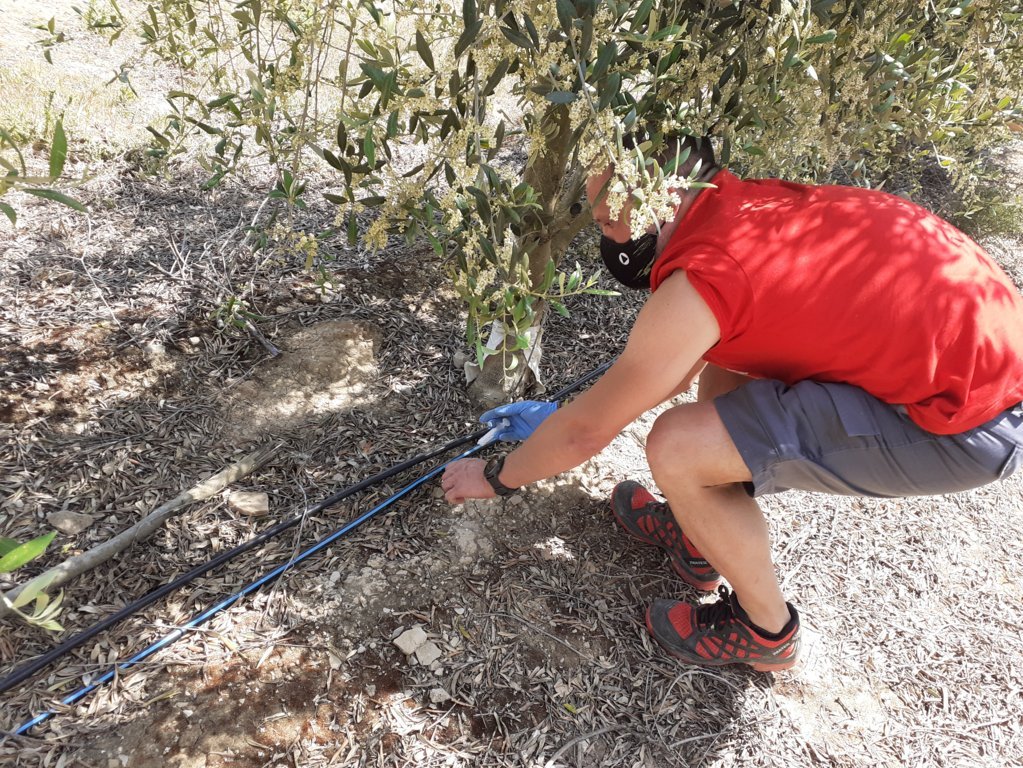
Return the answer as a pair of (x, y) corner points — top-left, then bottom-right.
(8, 358), (614, 734)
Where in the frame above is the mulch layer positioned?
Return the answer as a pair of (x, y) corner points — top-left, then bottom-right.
(2, 156), (1023, 768)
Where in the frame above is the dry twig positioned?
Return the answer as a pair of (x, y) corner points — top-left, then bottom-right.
(0, 445), (277, 619)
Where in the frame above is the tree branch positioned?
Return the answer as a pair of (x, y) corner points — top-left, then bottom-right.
(0, 445), (278, 621)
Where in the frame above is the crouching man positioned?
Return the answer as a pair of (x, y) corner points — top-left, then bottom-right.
(441, 136), (1023, 671)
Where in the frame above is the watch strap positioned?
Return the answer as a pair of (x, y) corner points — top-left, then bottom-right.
(484, 456), (517, 497)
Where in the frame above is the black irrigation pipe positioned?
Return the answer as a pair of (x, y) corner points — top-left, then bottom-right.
(0, 427), (486, 698)
(6, 358), (614, 732)
(0, 358), (612, 698)
(14, 443), (485, 735)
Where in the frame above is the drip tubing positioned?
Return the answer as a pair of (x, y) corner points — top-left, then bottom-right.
(15, 443), (484, 734)
(1, 359), (611, 697)
(0, 427), (488, 696)
(9, 358), (614, 732)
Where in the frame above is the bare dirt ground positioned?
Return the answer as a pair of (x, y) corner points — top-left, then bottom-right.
(3, 6), (1023, 768)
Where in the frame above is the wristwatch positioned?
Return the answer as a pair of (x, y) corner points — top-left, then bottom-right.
(484, 456), (518, 497)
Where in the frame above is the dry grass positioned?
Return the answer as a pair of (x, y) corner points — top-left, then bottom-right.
(0, 0), (169, 150)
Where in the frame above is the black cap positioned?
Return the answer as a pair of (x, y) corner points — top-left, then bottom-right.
(599, 233), (658, 290)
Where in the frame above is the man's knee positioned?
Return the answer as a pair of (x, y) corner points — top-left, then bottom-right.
(646, 402), (753, 488)
(646, 404), (708, 484)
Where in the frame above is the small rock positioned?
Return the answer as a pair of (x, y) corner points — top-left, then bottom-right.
(393, 625), (428, 655)
(507, 494), (523, 505)
(414, 641), (443, 666)
(228, 491), (270, 517)
(46, 510), (95, 535)
(144, 341), (166, 359)
(189, 336), (201, 345)
(429, 687), (451, 704)
(452, 350), (470, 370)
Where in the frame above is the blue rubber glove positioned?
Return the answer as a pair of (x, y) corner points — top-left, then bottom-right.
(479, 400), (558, 443)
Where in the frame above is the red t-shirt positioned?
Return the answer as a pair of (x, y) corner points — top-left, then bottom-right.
(650, 170), (1023, 434)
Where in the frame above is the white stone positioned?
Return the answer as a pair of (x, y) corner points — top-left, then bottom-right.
(429, 687), (451, 704)
(414, 641), (443, 666)
(46, 509), (95, 535)
(228, 490), (270, 517)
(144, 341), (166, 359)
(393, 626), (428, 655)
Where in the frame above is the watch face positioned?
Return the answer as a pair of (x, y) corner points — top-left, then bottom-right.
(484, 456), (512, 496)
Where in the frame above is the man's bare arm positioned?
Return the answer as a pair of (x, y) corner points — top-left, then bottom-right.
(496, 271), (720, 489)
(666, 359), (708, 401)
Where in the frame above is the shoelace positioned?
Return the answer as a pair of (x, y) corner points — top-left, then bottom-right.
(693, 586), (737, 630)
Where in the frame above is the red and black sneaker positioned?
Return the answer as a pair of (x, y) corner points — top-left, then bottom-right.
(611, 481), (721, 591)
(646, 586), (800, 672)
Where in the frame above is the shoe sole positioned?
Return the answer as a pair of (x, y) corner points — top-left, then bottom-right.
(644, 609), (799, 672)
(611, 488), (722, 592)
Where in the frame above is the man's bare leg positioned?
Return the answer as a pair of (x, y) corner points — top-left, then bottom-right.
(645, 393), (790, 634)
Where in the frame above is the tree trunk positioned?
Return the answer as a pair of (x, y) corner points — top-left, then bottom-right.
(467, 305), (549, 408)
(467, 105), (592, 407)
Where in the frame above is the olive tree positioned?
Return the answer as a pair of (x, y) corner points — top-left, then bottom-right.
(1, 119), (85, 226)
(131, 0), (1021, 403)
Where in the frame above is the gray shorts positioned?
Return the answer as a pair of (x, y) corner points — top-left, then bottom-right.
(714, 379), (1023, 498)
